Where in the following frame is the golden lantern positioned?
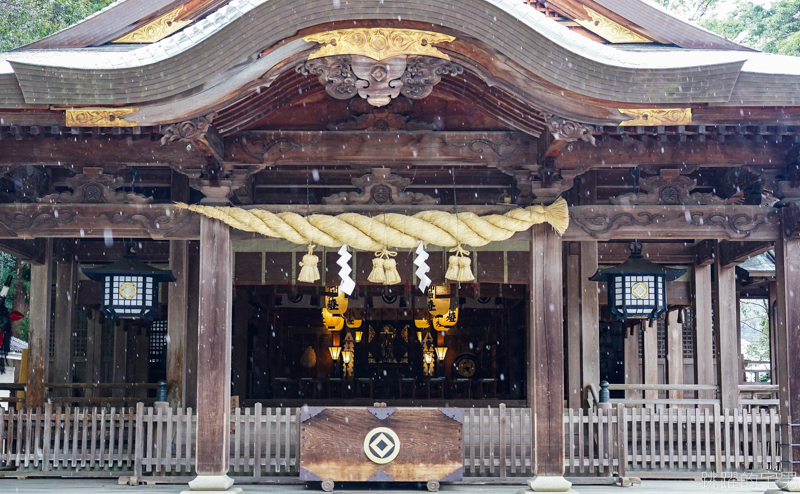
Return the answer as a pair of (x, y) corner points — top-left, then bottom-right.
(329, 346), (342, 361)
(346, 317), (362, 329)
(325, 286), (348, 315)
(423, 352), (434, 366)
(435, 346), (448, 361)
(342, 350), (353, 365)
(414, 318), (430, 329)
(355, 330), (363, 343)
(416, 330), (424, 343)
(426, 290), (450, 318)
(322, 308), (344, 331)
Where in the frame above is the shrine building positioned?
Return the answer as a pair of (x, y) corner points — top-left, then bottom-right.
(0, 0), (799, 492)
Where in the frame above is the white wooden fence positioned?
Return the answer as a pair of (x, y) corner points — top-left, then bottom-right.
(0, 403), (782, 480)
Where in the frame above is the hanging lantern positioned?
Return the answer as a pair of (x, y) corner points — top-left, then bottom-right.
(435, 346), (448, 361)
(325, 286), (348, 315)
(355, 330), (363, 343)
(329, 346), (342, 361)
(81, 244), (175, 320)
(436, 308), (458, 328)
(589, 241), (686, 322)
(426, 287), (450, 318)
(322, 308), (345, 331)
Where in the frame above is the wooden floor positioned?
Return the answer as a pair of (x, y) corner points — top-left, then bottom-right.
(0, 479), (786, 493)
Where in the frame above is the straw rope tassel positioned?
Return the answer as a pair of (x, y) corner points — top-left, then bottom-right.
(297, 244), (320, 283)
(174, 197), (569, 248)
(368, 249), (400, 285)
(445, 245), (474, 282)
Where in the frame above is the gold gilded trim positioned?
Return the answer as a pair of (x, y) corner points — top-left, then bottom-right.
(576, 6), (652, 44)
(618, 108), (692, 126)
(66, 108), (139, 127)
(303, 28), (455, 61)
(111, 6), (190, 43)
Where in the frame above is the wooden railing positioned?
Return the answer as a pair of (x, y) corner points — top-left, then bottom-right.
(0, 404), (783, 480)
(0, 383), (159, 406)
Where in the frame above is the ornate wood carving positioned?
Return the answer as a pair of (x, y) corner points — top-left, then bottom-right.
(618, 108), (692, 126)
(297, 55), (462, 107)
(442, 134), (522, 160)
(7, 165), (50, 203)
(327, 97), (436, 131)
(111, 5), (191, 43)
(39, 167), (151, 204)
(540, 113), (596, 145)
(576, 6), (651, 43)
(65, 108), (139, 127)
(303, 28), (455, 61)
(564, 205), (780, 241)
(323, 167), (438, 205)
(609, 169), (725, 206)
(160, 114), (217, 144)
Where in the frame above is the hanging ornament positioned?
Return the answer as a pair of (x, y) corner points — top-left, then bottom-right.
(298, 244), (320, 283)
(414, 240), (431, 294)
(426, 287), (450, 318)
(325, 286), (348, 315)
(368, 249), (400, 285)
(337, 244), (355, 296)
(445, 245), (474, 283)
(433, 308), (458, 330)
(322, 308), (344, 331)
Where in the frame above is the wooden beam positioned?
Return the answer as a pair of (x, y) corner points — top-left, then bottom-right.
(598, 241), (696, 264)
(718, 240), (773, 268)
(0, 239), (46, 264)
(565, 245), (581, 409)
(666, 310), (683, 402)
(195, 216), (232, 476)
(693, 264), (715, 406)
(565, 205), (780, 241)
(529, 224), (564, 476)
(167, 240), (189, 407)
(556, 137), (786, 169)
(26, 239), (52, 409)
(580, 241), (599, 407)
(713, 241), (740, 410)
(694, 240), (716, 267)
(51, 258), (75, 398)
(774, 212), (800, 475)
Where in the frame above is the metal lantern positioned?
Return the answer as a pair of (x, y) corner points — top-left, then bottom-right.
(589, 241), (685, 322)
(81, 246), (175, 320)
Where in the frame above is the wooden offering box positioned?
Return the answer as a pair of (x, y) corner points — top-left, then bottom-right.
(300, 407), (463, 491)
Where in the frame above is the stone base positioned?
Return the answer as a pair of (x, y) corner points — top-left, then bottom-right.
(181, 474), (241, 493)
(516, 476), (577, 493)
(775, 478), (800, 492)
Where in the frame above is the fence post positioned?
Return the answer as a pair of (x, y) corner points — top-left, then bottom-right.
(133, 402), (144, 482)
(714, 404), (722, 474)
(42, 403), (52, 472)
(499, 403), (507, 478)
(616, 404), (627, 478)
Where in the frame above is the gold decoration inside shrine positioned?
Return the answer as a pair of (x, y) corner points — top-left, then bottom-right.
(618, 108), (692, 126)
(66, 108), (139, 127)
(325, 287), (348, 315)
(175, 197), (568, 250)
(576, 6), (652, 44)
(112, 5), (191, 43)
(322, 308), (344, 331)
(303, 28), (455, 61)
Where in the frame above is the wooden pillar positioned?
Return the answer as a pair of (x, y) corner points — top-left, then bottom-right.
(768, 281), (778, 388)
(565, 243), (581, 409)
(642, 321), (658, 404)
(51, 257), (75, 396)
(111, 321), (127, 399)
(713, 241), (739, 410)
(86, 311), (104, 397)
(26, 239), (52, 410)
(167, 240), (189, 407)
(190, 215), (234, 488)
(579, 241), (599, 406)
(774, 217), (800, 476)
(232, 287), (250, 400)
(623, 324), (641, 400)
(528, 224), (565, 480)
(693, 263), (715, 404)
(185, 242), (200, 409)
(666, 310), (683, 402)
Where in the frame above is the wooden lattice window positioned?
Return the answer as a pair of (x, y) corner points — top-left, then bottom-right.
(683, 308), (695, 359)
(72, 307), (88, 358)
(148, 320), (168, 365)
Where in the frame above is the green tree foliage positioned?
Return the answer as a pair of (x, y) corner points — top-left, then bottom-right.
(651, 0), (721, 21)
(0, 0), (116, 52)
(703, 0), (800, 56)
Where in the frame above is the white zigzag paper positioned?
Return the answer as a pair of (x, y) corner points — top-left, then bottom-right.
(414, 241), (431, 294)
(337, 244), (356, 296)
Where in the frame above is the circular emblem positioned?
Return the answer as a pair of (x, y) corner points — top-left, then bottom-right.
(118, 282), (137, 300)
(631, 282), (649, 300)
(363, 427), (400, 464)
(458, 358), (477, 378)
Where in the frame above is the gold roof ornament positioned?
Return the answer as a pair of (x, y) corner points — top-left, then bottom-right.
(112, 6), (191, 43)
(65, 108), (139, 127)
(303, 28), (455, 61)
(576, 6), (652, 44)
(618, 108), (693, 126)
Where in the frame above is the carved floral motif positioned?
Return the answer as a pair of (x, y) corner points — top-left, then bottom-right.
(303, 28), (455, 61)
(111, 5), (191, 44)
(39, 167), (152, 205)
(323, 167), (438, 205)
(400, 56), (463, 99)
(540, 113), (596, 145)
(66, 108), (139, 127)
(160, 113), (217, 144)
(618, 108), (692, 126)
(576, 6), (651, 43)
(609, 169), (725, 206)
